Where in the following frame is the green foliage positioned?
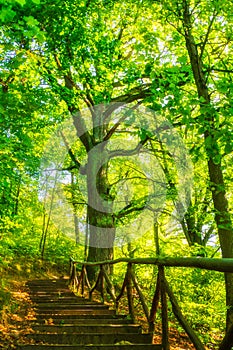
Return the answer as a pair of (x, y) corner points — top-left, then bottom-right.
(166, 267), (225, 341)
(0, 0), (233, 344)
(113, 232), (225, 344)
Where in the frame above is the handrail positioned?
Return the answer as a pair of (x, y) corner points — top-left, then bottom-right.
(70, 256), (233, 272)
(69, 256), (233, 350)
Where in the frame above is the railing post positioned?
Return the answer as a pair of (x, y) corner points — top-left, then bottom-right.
(69, 260), (78, 290)
(149, 270), (161, 332)
(69, 258), (72, 281)
(81, 266), (85, 297)
(100, 264), (105, 303)
(76, 265), (84, 293)
(159, 265), (169, 350)
(83, 265), (92, 290)
(131, 268), (149, 322)
(164, 278), (205, 350)
(116, 271), (128, 313)
(89, 266), (102, 301)
(102, 266), (116, 307)
(126, 263), (135, 323)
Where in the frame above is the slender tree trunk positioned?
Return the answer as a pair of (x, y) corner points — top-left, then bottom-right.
(182, 0), (233, 329)
(71, 173), (79, 244)
(74, 214), (80, 245)
(40, 171), (58, 259)
(13, 176), (21, 217)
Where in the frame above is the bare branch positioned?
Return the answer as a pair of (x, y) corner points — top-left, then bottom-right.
(208, 67), (233, 74)
(72, 112), (94, 152)
(109, 136), (149, 159)
(103, 101), (143, 141)
(59, 131), (87, 174)
(200, 10), (218, 59)
(111, 86), (151, 104)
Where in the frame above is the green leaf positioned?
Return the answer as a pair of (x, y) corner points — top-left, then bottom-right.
(23, 15), (39, 27)
(224, 142), (232, 155)
(199, 96), (207, 103)
(0, 7), (16, 22)
(32, 0), (40, 4)
(178, 55), (187, 64)
(15, 0), (26, 5)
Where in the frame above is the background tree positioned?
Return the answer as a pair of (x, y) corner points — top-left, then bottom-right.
(1, 0), (233, 333)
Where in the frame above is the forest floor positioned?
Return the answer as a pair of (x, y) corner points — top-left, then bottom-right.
(0, 274), (221, 350)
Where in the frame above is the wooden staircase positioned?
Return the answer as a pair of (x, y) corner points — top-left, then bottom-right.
(17, 278), (162, 350)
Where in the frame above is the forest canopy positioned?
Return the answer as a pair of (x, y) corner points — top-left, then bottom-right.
(0, 0), (233, 344)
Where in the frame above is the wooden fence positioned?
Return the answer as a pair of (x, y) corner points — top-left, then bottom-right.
(69, 256), (233, 350)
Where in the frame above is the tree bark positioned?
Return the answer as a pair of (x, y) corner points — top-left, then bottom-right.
(86, 142), (115, 280)
(182, 0), (233, 329)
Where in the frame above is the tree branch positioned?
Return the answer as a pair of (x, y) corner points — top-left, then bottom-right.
(60, 131), (86, 174)
(115, 193), (159, 220)
(103, 101), (143, 141)
(200, 9), (218, 59)
(111, 86), (151, 104)
(71, 112), (94, 152)
(109, 137), (149, 159)
(208, 67), (233, 74)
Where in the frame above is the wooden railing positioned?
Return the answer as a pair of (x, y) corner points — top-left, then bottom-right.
(69, 256), (233, 350)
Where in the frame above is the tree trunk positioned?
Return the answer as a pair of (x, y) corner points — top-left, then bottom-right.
(182, 0), (233, 329)
(86, 144), (115, 280)
(71, 173), (80, 244)
(74, 214), (80, 245)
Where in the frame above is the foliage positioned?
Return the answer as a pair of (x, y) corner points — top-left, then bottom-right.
(0, 0), (233, 345)
(113, 236), (225, 346)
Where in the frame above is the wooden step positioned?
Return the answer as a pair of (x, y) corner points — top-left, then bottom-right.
(29, 292), (75, 296)
(34, 313), (126, 321)
(33, 317), (132, 325)
(34, 303), (110, 309)
(35, 309), (116, 315)
(32, 324), (142, 334)
(19, 278), (162, 349)
(28, 287), (70, 292)
(18, 344), (162, 350)
(27, 279), (68, 283)
(26, 332), (153, 344)
(30, 297), (91, 303)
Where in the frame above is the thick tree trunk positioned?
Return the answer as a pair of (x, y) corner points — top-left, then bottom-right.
(182, 0), (233, 329)
(86, 145), (115, 280)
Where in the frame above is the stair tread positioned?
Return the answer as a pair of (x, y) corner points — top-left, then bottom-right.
(21, 279), (157, 349)
(32, 318), (132, 324)
(18, 345), (162, 349)
(26, 332), (153, 344)
(31, 324), (142, 334)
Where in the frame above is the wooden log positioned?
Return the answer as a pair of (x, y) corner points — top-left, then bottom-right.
(100, 265), (105, 303)
(83, 266), (91, 290)
(89, 268), (101, 301)
(218, 322), (233, 350)
(76, 265), (85, 294)
(102, 266), (116, 303)
(69, 258), (73, 281)
(72, 257), (233, 273)
(116, 270), (128, 312)
(126, 263), (135, 323)
(149, 271), (161, 332)
(131, 269), (149, 322)
(81, 268), (85, 296)
(69, 262), (78, 290)
(164, 278), (205, 350)
(160, 266), (169, 350)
